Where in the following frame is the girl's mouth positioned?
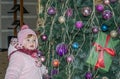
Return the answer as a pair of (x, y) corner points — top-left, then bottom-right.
(30, 45), (34, 47)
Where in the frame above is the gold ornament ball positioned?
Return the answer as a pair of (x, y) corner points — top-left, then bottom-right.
(110, 30), (118, 38)
(58, 16), (65, 23)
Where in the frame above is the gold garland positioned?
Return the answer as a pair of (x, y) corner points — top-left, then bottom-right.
(36, 0), (45, 28)
(95, 0), (103, 5)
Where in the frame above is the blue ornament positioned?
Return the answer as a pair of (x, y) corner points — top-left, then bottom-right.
(72, 42), (79, 49)
(101, 24), (108, 32)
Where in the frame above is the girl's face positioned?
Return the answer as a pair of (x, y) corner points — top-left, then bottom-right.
(23, 34), (37, 50)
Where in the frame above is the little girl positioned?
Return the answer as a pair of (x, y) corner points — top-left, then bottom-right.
(5, 25), (49, 79)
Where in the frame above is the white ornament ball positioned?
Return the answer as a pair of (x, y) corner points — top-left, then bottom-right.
(110, 30), (118, 38)
(104, 0), (110, 5)
(40, 56), (46, 62)
(58, 16), (65, 23)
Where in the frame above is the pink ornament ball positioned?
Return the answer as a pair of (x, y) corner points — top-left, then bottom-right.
(95, 4), (104, 12)
(41, 34), (47, 41)
(75, 21), (84, 29)
(65, 8), (73, 17)
(66, 55), (74, 63)
(92, 27), (99, 33)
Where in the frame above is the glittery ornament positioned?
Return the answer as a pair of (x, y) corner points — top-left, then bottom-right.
(81, 7), (92, 16)
(65, 8), (73, 17)
(104, 0), (110, 5)
(38, 50), (43, 57)
(92, 27), (99, 33)
(66, 55), (74, 63)
(58, 16), (65, 23)
(101, 24), (108, 32)
(41, 34), (47, 41)
(75, 21), (84, 29)
(110, 30), (118, 38)
(102, 10), (113, 20)
(72, 42), (79, 49)
(47, 7), (56, 15)
(95, 4), (104, 12)
(52, 59), (60, 68)
(85, 72), (92, 79)
(56, 43), (68, 57)
(51, 69), (59, 75)
(40, 56), (46, 62)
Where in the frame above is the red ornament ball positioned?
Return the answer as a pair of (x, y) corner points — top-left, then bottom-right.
(52, 59), (60, 68)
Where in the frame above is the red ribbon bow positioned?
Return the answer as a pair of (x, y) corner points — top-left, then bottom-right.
(93, 35), (115, 69)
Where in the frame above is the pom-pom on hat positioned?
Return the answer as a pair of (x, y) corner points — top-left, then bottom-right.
(17, 25), (38, 48)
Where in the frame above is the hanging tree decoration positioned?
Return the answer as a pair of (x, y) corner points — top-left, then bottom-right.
(110, 30), (118, 38)
(75, 21), (84, 29)
(58, 16), (65, 24)
(65, 8), (73, 17)
(101, 24), (109, 32)
(102, 10), (113, 20)
(52, 59), (60, 68)
(95, 4), (104, 12)
(56, 43), (68, 57)
(81, 6), (92, 16)
(103, 0), (111, 5)
(92, 27), (99, 33)
(47, 7), (56, 15)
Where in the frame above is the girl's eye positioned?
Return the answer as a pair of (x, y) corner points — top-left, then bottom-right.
(33, 40), (36, 42)
(27, 39), (30, 42)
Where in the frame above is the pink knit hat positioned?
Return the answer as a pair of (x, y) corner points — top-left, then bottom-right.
(17, 25), (38, 48)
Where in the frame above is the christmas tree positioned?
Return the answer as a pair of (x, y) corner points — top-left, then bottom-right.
(36, 0), (120, 79)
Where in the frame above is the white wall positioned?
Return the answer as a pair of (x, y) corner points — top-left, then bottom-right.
(0, 0), (37, 49)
